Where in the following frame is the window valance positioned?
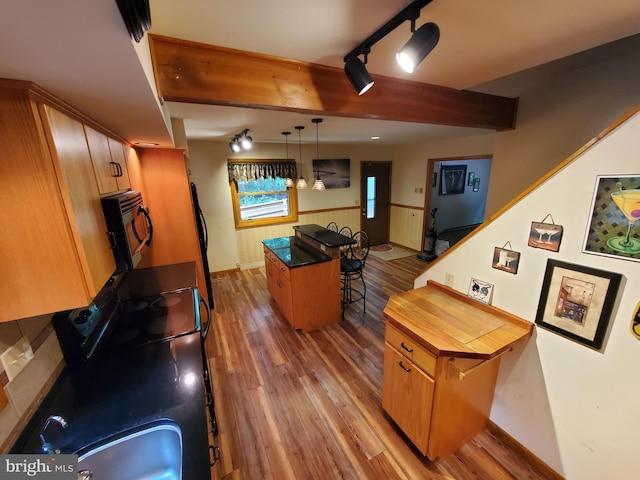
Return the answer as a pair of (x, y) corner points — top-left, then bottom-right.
(228, 160), (297, 183)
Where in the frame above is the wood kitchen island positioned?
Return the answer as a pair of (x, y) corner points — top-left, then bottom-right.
(382, 280), (533, 460)
(262, 224), (354, 332)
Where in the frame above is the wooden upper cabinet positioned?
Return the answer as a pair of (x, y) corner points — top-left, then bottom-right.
(0, 80), (116, 322)
(108, 137), (130, 191)
(85, 125), (130, 194)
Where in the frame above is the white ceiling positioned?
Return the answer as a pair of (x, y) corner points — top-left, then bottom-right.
(2, 0), (640, 148)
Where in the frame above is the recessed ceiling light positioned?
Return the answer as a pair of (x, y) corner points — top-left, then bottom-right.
(134, 141), (159, 147)
(371, 136), (380, 140)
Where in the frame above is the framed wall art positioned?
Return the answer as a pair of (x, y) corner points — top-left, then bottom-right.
(468, 171), (475, 186)
(583, 175), (640, 263)
(472, 177), (480, 192)
(631, 301), (640, 340)
(492, 245), (520, 274)
(535, 259), (622, 350)
(312, 159), (350, 188)
(439, 164), (467, 195)
(467, 277), (494, 305)
(528, 214), (563, 252)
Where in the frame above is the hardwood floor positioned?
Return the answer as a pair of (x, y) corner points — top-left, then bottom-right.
(205, 254), (550, 480)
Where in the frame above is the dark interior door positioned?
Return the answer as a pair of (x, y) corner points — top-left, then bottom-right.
(360, 162), (391, 246)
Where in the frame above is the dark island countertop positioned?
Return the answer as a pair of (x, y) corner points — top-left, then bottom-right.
(293, 224), (356, 248)
(262, 236), (333, 268)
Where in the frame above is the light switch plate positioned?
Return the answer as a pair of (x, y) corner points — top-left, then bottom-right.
(1, 335), (34, 382)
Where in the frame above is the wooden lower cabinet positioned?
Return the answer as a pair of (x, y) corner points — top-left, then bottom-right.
(382, 282), (533, 460)
(263, 247), (340, 332)
(382, 343), (434, 454)
(382, 323), (501, 459)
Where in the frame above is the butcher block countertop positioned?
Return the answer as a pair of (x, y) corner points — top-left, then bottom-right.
(383, 280), (533, 359)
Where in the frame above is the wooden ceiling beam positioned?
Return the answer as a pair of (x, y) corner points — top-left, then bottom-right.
(149, 34), (518, 131)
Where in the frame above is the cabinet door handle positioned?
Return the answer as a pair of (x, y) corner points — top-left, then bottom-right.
(109, 161), (120, 177)
(401, 342), (413, 353)
(398, 361), (411, 373)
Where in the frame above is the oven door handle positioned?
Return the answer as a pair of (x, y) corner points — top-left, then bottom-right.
(200, 295), (211, 340)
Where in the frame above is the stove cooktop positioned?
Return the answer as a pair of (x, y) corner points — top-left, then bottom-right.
(107, 288), (200, 351)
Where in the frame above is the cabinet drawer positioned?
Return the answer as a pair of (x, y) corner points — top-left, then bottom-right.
(386, 324), (436, 377)
(275, 257), (290, 280)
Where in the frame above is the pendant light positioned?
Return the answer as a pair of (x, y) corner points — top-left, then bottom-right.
(311, 118), (326, 191)
(282, 131), (295, 188)
(295, 126), (307, 189)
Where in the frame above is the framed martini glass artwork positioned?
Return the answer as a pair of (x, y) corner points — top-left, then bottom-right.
(584, 175), (640, 262)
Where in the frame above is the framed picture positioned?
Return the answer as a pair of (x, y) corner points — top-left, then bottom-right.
(535, 259), (622, 350)
(528, 221), (563, 252)
(468, 171), (475, 186)
(472, 177), (480, 192)
(583, 175), (640, 263)
(439, 164), (467, 195)
(631, 301), (640, 340)
(492, 247), (520, 274)
(312, 159), (350, 188)
(468, 277), (494, 305)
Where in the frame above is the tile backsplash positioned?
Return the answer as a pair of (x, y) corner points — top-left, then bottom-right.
(0, 314), (64, 452)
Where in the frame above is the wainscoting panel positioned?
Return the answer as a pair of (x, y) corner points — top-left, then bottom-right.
(390, 204), (424, 251)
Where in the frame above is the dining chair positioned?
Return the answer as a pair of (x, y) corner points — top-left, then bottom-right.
(340, 230), (370, 319)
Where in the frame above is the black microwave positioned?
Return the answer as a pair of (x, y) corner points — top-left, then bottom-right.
(101, 190), (153, 273)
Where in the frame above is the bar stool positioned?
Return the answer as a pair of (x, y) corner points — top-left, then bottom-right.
(326, 221), (338, 232)
(340, 231), (370, 319)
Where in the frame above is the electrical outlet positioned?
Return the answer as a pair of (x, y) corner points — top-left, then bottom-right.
(0, 335), (33, 382)
(445, 273), (454, 288)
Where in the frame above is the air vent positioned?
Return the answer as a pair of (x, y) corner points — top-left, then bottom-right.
(116, 0), (151, 43)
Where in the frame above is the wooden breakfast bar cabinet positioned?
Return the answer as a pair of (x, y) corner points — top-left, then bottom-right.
(262, 224), (354, 332)
(382, 280), (533, 460)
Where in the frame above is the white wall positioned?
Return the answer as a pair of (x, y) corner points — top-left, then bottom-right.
(416, 108), (640, 479)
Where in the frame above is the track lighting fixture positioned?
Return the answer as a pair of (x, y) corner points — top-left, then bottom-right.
(344, 55), (374, 96)
(295, 126), (307, 189)
(311, 118), (326, 191)
(343, 0), (438, 94)
(228, 129), (253, 152)
(282, 131), (295, 188)
(396, 22), (440, 73)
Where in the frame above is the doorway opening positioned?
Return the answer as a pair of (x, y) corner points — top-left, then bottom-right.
(421, 155), (491, 257)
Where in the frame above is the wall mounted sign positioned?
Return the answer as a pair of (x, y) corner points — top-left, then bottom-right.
(583, 175), (640, 263)
(467, 277), (494, 304)
(492, 242), (520, 274)
(535, 259), (622, 350)
(439, 164), (467, 195)
(528, 214), (563, 252)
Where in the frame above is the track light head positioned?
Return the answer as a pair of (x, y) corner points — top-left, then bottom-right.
(344, 56), (374, 96)
(240, 133), (253, 150)
(396, 22), (440, 73)
(229, 138), (241, 153)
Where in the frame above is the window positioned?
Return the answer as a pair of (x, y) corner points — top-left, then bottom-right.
(228, 159), (298, 228)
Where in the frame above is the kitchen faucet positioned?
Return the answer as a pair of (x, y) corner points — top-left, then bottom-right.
(39, 415), (68, 454)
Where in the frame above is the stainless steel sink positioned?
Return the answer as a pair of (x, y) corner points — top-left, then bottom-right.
(76, 419), (182, 480)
